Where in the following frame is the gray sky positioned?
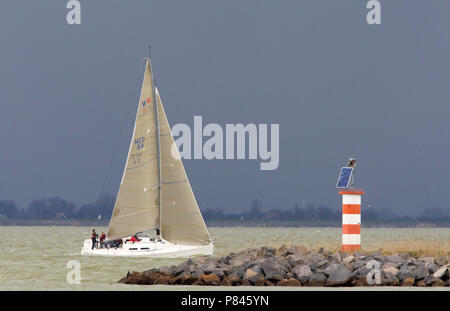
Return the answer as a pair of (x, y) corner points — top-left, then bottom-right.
(0, 1), (449, 216)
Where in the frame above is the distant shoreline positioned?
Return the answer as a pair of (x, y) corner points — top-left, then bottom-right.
(0, 219), (109, 227)
(1, 219), (449, 228)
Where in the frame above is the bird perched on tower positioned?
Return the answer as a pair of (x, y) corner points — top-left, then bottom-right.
(347, 158), (356, 168)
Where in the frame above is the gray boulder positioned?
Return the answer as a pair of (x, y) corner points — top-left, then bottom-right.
(351, 259), (367, 270)
(185, 258), (195, 267)
(287, 253), (306, 266)
(310, 259), (330, 272)
(386, 254), (403, 263)
(356, 265), (371, 277)
(323, 263), (339, 277)
(303, 252), (326, 264)
(418, 257), (435, 264)
(229, 255), (251, 267)
(261, 259), (286, 281)
(234, 266), (246, 279)
(249, 263), (263, 274)
(343, 255), (355, 264)
(173, 262), (187, 276)
(329, 253), (342, 263)
(326, 265), (352, 286)
(259, 246), (277, 257)
(381, 263), (399, 277)
(212, 269), (225, 279)
(424, 274), (435, 285)
(431, 279), (446, 287)
(433, 264), (450, 279)
(217, 263), (233, 274)
(414, 265), (429, 281)
(243, 266), (265, 284)
(159, 266), (174, 276)
(228, 271), (240, 281)
(382, 271), (399, 285)
(190, 269), (204, 278)
(373, 255), (384, 262)
(275, 256), (291, 270)
(397, 266), (415, 281)
(191, 257), (207, 265)
(404, 259), (417, 267)
(293, 264), (312, 284)
(281, 245), (308, 256)
(308, 272), (327, 286)
(425, 262), (439, 274)
(201, 263), (217, 274)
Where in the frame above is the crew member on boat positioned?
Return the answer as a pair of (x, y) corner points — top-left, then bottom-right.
(99, 232), (106, 248)
(91, 229), (98, 249)
(129, 234), (141, 243)
(111, 238), (122, 248)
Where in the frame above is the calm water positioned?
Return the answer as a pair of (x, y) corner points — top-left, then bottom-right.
(0, 226), (449, 291)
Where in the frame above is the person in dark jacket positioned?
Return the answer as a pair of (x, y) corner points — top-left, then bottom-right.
(91, 229), (99, 250)
(112, 239), (122, 249)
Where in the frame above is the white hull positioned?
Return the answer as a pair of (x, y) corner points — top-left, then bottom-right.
(81, 238), (214, 258)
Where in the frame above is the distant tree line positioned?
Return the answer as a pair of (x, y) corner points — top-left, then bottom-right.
(202, 199), (450, 224)
(0, 193), (115, 220)
(0, 195), (449, 225)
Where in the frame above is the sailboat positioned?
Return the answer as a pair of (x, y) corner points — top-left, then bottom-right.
(81, 56), (214, 257)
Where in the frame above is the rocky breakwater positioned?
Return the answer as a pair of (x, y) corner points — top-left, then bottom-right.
(119, 246), (450, 287)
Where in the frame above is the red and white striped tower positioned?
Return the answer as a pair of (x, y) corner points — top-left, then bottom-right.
(339, 189), (364, 252)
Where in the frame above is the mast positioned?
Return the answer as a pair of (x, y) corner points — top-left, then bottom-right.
(148, 49), (162, 237)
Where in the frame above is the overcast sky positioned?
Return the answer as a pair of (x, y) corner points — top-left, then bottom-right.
(0, 1), (449, 216)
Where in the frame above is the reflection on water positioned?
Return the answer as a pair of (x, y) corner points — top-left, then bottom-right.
(0, 226), (449, 290)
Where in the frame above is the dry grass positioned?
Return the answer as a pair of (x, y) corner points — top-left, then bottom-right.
(263, 237), (450, 260)
(211, 227), (450, 262)
(363, 240), (450, 260)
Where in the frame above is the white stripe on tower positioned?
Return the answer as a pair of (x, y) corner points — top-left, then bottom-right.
(342, 194), (361, 205)
(342, 234), (361, 245)
(342, 214), (361, 225)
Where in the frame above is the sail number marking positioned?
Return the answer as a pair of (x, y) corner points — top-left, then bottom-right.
(135, 137), (145, 150)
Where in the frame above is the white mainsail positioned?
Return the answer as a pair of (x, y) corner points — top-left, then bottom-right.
(156, 89), (212, 246)
(107, 60), (160, 239)
(107, 59), (212, 247)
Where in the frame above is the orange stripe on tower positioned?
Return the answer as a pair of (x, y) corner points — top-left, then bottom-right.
(342, 204), (361, 214)
(342, 224), (360, 234)
(342, 245), (360, 252)
(339, 190), (364, 195)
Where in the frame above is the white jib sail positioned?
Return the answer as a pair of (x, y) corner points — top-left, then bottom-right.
(156, 88), (212, 246)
